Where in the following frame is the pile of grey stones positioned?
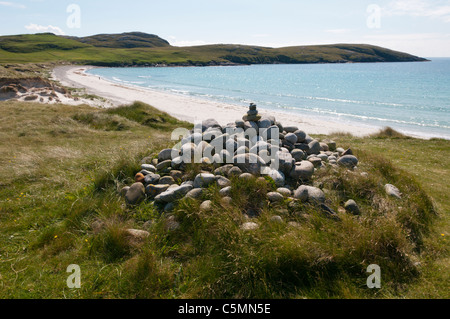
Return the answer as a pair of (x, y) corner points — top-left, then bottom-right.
(121, 104), (361, 226)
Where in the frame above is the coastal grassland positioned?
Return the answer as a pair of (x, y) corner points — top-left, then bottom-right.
(0, 101), (447, 299)
(0, 100), (189, 297)
(318, 129), (449, 298)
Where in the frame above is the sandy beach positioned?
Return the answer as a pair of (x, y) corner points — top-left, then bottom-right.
(52, 65), (381, 136)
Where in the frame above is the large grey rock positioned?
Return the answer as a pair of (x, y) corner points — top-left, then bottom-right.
(180, 143), (196, 159)
(210, 133), (229, 149)
(267, 192), (284, 202)
(233, 153), (266, 174)
(144, 173), (161, 185)
(290, 160), (315, 180)
(193, 173), (216, 188)
(197, 141), (214, 159)
(291, 149), (305, 162)
(249, 141), (269, 154)
(284, 126), (299, 133)
(257, 118), (272, 129)
(275, 151), (294, 174)
(125, 182), (146, 205)
(319, 142), (329, 152)
(337, 155), (359, 168)
(275, 121), (284, 133)
(304, 135), (314, 144)
(307, 140), (321, 155)
(171, 156), (184, 170)
(344, 199), (360, 215)
(235, 119), (245, 129)
(159, 176), (175, 185)
(266, 169), (285, 187)
(219, 186), (231, 197)
(145, 184), (170, 198)
(276, 187), (292, 197)
(261, 125), (280, 141)
(342, 148), (353, 156)
(308, 156), (322, 168)
(294, 143), (310, 152)
(228, 166), (242, 177)
(216, 175), (231, 188)
(170, 170), (183, 181)
(200, 200), (213, 212)
(155, 184), (193, 203)
(214, 164), (234, 176)
(198, 118), (222, 132)
(185, 188), (203, 199)
(158, 148), (175, 162)
(336, 147), (345, 155)
(156, 160), (172, 171)
(239, 173), (254, 180)
(294, 130), (307, 143)
(141, 164), (156, 173)
(203, 128), (223, 142)
(284, 133), (298, 145)
(139, 169), (153, 176)
(293, 185), (325, 203)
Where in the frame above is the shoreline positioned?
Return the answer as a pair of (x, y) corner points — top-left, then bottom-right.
(52, 65), (437, 139)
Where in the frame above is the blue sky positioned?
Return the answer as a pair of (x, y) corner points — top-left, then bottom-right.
(1, 0), (449, 57)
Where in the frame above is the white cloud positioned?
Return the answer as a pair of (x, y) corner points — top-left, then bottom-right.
(383, 0), (450, 22)
(0, 1), (26, 9)
(24, 23), (66, 35)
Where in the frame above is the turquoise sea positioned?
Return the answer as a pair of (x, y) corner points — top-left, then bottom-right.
(88, 58), (450, 139)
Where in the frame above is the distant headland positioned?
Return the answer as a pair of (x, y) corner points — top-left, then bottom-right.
(0, 32), (428, 67)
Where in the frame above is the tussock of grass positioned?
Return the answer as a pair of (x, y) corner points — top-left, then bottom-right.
(370, 127), (410, 139)
(106, 101), (190, 130)
(72, 113), (134, 131)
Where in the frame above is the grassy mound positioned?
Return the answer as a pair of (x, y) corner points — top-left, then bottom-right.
(0, 101), (447, 299)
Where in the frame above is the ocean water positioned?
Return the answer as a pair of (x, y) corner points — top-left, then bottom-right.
(88, 58), (450, 139)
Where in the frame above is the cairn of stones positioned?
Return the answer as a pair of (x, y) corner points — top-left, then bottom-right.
(122, 103), (361, 226)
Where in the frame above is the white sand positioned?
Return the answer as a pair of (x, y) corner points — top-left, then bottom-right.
(52, 65), (381, 136)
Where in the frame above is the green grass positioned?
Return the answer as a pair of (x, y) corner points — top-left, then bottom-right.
(0, 102), (447, 299)
(0, 33), (427, 66)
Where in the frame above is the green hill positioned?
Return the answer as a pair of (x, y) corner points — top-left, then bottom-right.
(0, 32), (428, 66)
(63, 32), (171, 48)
